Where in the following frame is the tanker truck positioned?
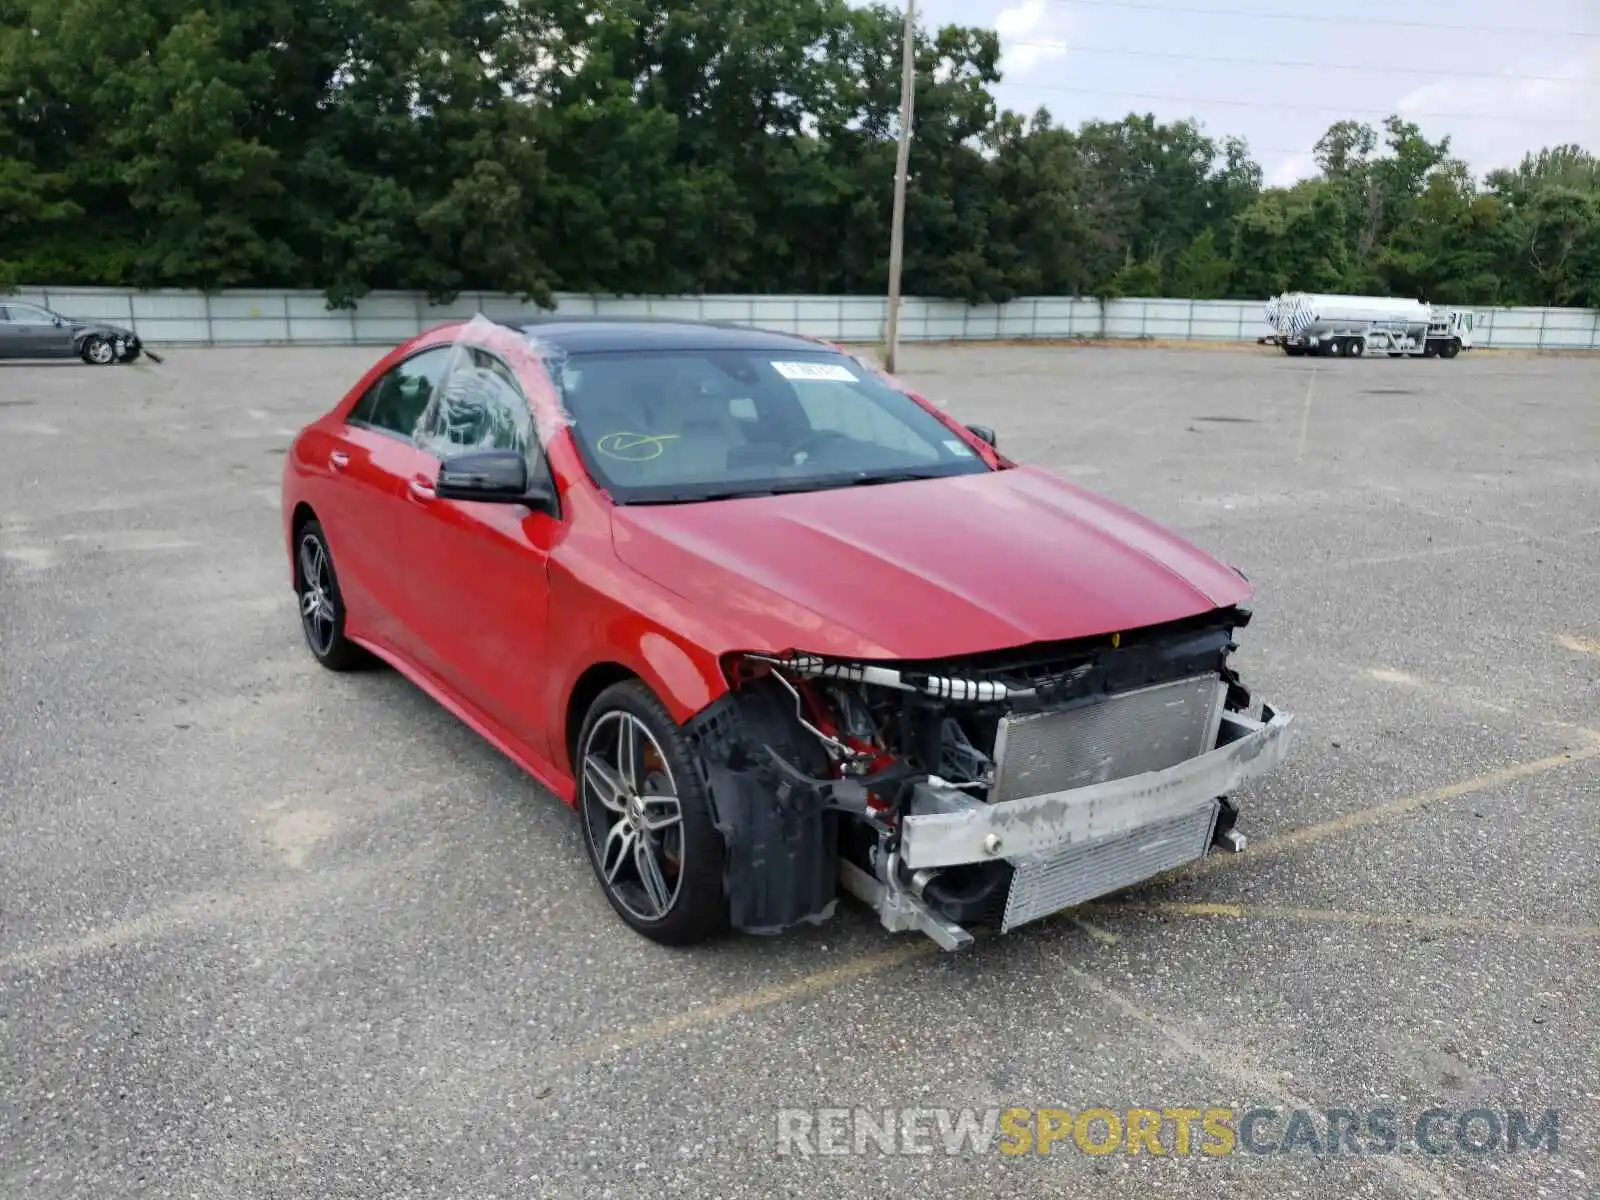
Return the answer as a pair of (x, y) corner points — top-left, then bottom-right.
(1263, 293), (1475, 358)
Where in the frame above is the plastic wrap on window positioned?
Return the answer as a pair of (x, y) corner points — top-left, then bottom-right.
(432, 313), (578, 447)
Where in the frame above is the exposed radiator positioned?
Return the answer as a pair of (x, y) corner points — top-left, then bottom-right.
(1002, 801), (1220, 932)
(990, 673), (1225, 803)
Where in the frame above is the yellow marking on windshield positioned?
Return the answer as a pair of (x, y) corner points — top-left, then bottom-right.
(596, 431), (681, 462)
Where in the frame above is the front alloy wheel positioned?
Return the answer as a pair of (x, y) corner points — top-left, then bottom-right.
(81, 336), (115, 366)
(577, 682), (727, 945)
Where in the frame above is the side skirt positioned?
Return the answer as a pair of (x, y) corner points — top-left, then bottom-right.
(348, 633), (578, 806)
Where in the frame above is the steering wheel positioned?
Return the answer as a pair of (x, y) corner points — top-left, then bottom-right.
(786, 428), (852, 464)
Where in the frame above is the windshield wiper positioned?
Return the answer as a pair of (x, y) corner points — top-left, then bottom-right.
(843, 470), (948, 487)
(631, 487), (781, 505)
(628, 471), (948, 505)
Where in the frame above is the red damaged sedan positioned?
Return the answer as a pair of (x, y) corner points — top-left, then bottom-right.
(281, 317), (1294, 948)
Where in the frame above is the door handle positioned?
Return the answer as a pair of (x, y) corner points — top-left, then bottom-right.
(408, 478), (436, 502)
(329, 451), (349, 471)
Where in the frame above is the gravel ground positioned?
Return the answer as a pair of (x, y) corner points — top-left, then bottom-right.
(2, 342), (1597, 1199)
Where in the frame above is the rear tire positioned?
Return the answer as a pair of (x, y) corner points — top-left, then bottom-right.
(294, 519), (367, 671)
(576, 681), (728, 946)
(1346, 338), (1365, 358)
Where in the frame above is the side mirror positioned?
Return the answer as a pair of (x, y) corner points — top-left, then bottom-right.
(435, 449), (550, 508)
(965, 424), (998, 449)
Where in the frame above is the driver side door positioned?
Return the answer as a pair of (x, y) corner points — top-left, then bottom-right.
(393, 348), (558, 761)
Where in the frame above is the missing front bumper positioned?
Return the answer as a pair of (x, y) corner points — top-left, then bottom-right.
(842, 706), (1295, 948)
(900, 707), (1293, 870)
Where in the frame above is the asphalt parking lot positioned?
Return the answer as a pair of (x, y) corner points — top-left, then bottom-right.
(2, 341), (1597, 1199)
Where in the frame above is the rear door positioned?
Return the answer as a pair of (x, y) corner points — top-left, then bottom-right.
(6, 303), (75, 357)
(393, 348), (557, 755)
(326, 345), (461, 647)
(0, 307), (24, 358)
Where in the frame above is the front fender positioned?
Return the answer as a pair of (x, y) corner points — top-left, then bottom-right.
(545, 552), (732, 779)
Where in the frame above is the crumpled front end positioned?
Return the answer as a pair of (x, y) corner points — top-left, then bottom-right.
(683, 605), (1294, 949)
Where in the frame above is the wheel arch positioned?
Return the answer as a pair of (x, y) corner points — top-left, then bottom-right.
(288, 501), (318, 583)
(560, 633), (726, 780)
(565, 661), (642, 771)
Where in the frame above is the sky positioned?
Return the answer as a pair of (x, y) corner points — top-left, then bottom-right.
(896, 0), (1600, 185)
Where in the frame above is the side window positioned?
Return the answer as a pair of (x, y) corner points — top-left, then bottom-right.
(790, 380), (939, 462)
(414, 348), (534, 463)
(349, 346), (458, 439)
(7, 304), (55, 325)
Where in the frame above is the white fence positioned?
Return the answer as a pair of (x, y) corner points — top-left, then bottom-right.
(8, 286), (1600, 351)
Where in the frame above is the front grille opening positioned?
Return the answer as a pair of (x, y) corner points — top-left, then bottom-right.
(891, 606), (1245, 705)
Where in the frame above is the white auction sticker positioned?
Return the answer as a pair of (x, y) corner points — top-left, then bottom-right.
(771, 360), (859, 383)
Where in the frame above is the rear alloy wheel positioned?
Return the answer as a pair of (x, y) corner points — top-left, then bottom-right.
(81, 336), (115, 366)
(577, 681), (727, 945)
(294, 519), (366, 671)
(1346, 338), (1365, 359)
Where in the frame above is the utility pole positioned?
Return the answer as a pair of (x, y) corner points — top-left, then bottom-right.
(883, 0), (915, 374)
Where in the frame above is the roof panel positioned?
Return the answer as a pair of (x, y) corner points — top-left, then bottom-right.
(495, 315), (828, 354)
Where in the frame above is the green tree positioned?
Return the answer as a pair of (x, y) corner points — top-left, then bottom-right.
(1099, 257), (1163, 299)
(0, 0), (1594, 311)
(1169, 228), (1232, 299)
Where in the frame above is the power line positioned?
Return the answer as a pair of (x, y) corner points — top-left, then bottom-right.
(1004, 81), (1600, 125)
(1035, 0), (1600, 38)
(1004, 39), (1594, 85)
(1003, 128), (1337, 157)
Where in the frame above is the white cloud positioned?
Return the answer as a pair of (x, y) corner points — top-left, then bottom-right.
(1395, 45), (1600, 166)
(993, 0), (1071, 78)
(1268, 152), (1318, 188)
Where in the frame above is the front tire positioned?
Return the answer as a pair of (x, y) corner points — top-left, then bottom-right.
(294, 519), (366, 671)
(576, 681), (728, 946)
(81, 336), (115, 366)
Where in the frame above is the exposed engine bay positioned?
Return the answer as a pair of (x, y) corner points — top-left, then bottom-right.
(683, 605), (1295, 948)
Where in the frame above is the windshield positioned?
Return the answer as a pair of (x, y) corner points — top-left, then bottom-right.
(548, 347), (993, 503)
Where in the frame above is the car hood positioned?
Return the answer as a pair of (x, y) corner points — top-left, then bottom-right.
(66, 318), (134, 337)
(609, 465), (1253, 660)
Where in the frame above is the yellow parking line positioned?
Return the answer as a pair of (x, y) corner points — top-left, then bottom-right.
(538, 745), (1600, 1071)
(1071, 916), (1120, 946)
(1179, 743), (1600, 879)
(548, 940), (939, 1072)
(1061, 964), (1464, 1199)
(1360, 662), (1600, 742)
(1554, 633), (1600, 657)
(1086, 901), (1600, 941)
